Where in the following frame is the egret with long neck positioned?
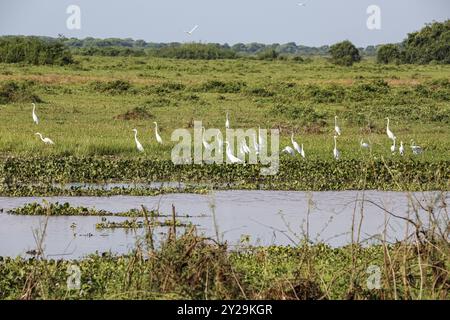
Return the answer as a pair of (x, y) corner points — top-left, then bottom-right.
(333, 135), (340, 160)
(153, 122), (163, 144)
(132, 129), (144, 152)
(32, 103), (39, 124)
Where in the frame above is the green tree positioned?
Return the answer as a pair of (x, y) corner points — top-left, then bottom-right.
(329, 40), (361, 66)
(377, 44), (401, 64)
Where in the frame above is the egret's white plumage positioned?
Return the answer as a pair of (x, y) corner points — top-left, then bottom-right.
(333, 135), (340, 160)
(240, 138), (251, 154)
(35, 132), (54, 145)
(132, 129), (144, 152)
(410, 140), (423, 155)
(225, 141), (244, 164)
(300, 143), (305, 158)
(291, 133), (302, 154)
(153, 122), (163, 144)
(202, 127), (212, 150)
(32, 103), (39, 124)
(217, 132), (223, 152)
(390, 137), (396, 153)
(282, 146), (295, 156)
(386, 117), (396, 141)
(252, 133), (260, 155)
(360, 139), (369, 149)
(225, 112), (230, 129)
(334, 116), (341, 136)
(399, 141), (405, 156)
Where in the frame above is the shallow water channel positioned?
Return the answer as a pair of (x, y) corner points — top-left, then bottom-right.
(0, 190), (447, 259)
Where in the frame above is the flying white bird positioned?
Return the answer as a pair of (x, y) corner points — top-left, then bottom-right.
(32, 103), (39, 124)
(35, 132), (54, 145)
(333, 135), (340, 160)
(298, 1), (307, 6)
(386, 117), (396, 141)
(334, 116), (341, 136)
(390, 137), (396, 153)
(153, 122), (163, 144)
(291, 133), (302, 154)
(185, 25), (198, 36)
(399, 141), (405, 156)
(225, 112), (230, 129)
(360, 139), (369, 149)
(282, 146), (295, 156)
(132, 129), (144, 152)
(410, 140), (423, 155)
(225, 141), (244, 164)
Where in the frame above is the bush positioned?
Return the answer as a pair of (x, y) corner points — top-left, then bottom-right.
(402, 20), (450, 64)
(377, 44), (402, 64)
(149, 43), (237, 60)
(90, 80), (134, 94)
(329, 41), (361, 66)
(257, 49), (279, 60)
(0, 81), (42, 104)
(0, 36), (73, 65)
(197, 80), (246, 93)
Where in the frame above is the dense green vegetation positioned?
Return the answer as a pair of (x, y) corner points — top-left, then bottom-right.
(377, 20), (450, 65)
(0, 36), (73, 65)
(1, 224), (447, 299)
(329, 41), (361, 66)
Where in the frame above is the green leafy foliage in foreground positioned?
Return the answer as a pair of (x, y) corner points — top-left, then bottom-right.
(1, 156), (448, 191)
(0, 229), (447, 300)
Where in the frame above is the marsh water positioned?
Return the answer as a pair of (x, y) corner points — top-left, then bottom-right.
(0, 190), (447, 259)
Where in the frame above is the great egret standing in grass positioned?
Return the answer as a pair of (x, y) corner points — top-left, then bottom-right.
(390, 137), (396, 153)
(410, 140), (423, 155)
(334, 116), (341, 136)
(333, 135), (340, 160)
(225, 141), (244, 164)
(185, 25), (198, 36)
(225, 112), (230, 129)
(35, 132), (54, 145)
(399, 141), (405, 156)
(153, 122), (163, 144)
(282, 146), (295, 156)
(300, 144), (305, 158)
(291, 133), (302, 155)
(360, 139), (369, 149)
(132, 129), (144, 152)
(386, 117), (396, 141)
(32, 103), (39, 124)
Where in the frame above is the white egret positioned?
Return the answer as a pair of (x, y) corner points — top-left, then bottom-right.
(410, 140), (423, 155)
(225, 112), (230, 129)
(35, 132), (54, 145)
(202, 127), (212, 150)
(385, 117), (396, 141)
(300, 143), (305, 158)
(390, 137), (396, 153)
(185, 25), (198, 36)
(32, 103), (39, 124)
(282, 146), (295, 156)
(132, 129), (144, 152)
(334, 116), (341, 136)
(240, 138), (251, 154)
(333, 135), (340, 160)
(225, 141), (244, 164)
(399, 141), (405, 156)
(291, 133), (302, 154)
(360, 139), (369, 149)
(258, 126), (265, 151)
(153, 122), (163, 144)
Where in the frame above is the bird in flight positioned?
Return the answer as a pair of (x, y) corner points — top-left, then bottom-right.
(298, 1), (307, 7)
(185, 25), (198, 36)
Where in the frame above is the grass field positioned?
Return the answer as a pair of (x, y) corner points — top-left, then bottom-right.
(0, 56), (449, 162)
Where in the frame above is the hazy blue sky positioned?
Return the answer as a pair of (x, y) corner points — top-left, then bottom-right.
(0, 0), (448, 46)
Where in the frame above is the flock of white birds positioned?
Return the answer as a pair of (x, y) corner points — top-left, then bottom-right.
(31, 102), (424, 161)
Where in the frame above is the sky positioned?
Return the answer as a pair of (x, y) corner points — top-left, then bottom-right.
(0, 0), (448, 46)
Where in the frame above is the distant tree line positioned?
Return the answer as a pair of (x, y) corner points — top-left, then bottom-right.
(0, 36), (73, 65)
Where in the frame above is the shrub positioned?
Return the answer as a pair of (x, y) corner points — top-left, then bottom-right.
(377, 44), (402, 64)
(0, 36), (73, 65)
(90, 80), (134, 94)
(0, 81), (42, 104)
(329, 41), (361, 66)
